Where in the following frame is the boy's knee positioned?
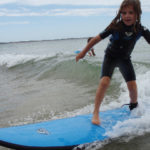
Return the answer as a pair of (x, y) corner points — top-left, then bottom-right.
(100, 77), (110, 88)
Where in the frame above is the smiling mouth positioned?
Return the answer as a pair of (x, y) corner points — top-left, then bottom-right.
(123, 19), (133, 26)
(125, 19), (132, 22)
(124, 19), (133, 24)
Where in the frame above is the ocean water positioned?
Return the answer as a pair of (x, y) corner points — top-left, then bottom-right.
(0, 37), (150, 150)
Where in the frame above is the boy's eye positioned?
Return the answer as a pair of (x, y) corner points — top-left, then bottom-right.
(129, 11), (134, 14)
(121, 11), (126, 15)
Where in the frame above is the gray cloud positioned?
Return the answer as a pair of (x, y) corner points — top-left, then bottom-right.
(0, 0), (149, 6)
(0, 0), (122, 6)
(0, 7), (117, 17)
(0, 0), (149, 17)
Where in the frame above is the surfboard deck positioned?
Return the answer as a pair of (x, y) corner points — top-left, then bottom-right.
(0, 106), (132, 150)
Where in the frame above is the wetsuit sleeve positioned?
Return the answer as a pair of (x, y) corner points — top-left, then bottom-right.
(99, 28), (113, 39)
(142, 26), (150, 44)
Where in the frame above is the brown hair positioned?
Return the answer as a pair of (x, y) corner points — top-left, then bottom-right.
(107, 0), (142, 32)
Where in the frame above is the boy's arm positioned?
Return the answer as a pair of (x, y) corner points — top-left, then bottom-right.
(142, 26), (150, 44)
(76, 35), (101, 62)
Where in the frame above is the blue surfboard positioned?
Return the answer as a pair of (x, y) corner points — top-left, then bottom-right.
(0, 106), (132, 150)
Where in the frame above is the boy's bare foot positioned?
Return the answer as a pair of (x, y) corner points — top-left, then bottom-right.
(92, 113), (100, 125)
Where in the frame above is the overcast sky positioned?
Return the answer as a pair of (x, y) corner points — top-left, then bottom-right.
(0, 0), (150, 42)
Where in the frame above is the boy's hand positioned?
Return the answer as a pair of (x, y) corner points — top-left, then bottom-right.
(76, 51), (86, 62)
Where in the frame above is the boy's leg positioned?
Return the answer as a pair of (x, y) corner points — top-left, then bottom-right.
(118, 58), (138, 109)
(92, 76), (110, 125)
(91, 49), (96, 56)
(127, 80), (138, 103)
(92, 55), (115, 125)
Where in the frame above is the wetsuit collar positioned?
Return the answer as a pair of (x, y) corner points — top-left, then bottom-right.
(121, 21), (134, 32)
(122, 21), (134, 28)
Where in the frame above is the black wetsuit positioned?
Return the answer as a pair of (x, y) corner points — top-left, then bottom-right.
(99, 22), (150, 82)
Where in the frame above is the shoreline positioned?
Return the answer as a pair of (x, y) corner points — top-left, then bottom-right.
(0, 37), (88, 44)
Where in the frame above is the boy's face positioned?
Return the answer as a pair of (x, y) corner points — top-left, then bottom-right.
(121, 5), (136, 26)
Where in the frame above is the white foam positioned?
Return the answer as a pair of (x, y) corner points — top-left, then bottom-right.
(137, 71), (150, 100)
(105, 111), (150, 138)
(0, 54), (53, 67)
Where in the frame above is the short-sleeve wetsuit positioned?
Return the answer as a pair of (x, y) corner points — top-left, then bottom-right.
(99, 21), (150, 82)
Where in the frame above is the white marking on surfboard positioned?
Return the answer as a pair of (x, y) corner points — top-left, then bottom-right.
(37, 128), (50, 135)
